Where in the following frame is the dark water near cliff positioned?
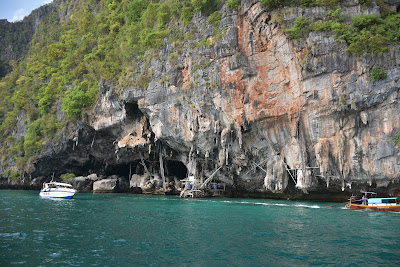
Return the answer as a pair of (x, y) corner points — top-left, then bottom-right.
(1, 190), (399, 266)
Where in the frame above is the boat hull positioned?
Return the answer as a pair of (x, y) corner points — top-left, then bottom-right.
(40, 190), (75, 199)
(347, 203), (400, 212)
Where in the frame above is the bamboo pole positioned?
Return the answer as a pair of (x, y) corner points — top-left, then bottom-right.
(200, 166), (222, 189)
(279, 157), (297, 185)
(253, 160), (267, 173)
(245, 159), (268, 175)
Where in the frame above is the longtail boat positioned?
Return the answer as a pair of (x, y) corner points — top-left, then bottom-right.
(346, 192), (400, 212)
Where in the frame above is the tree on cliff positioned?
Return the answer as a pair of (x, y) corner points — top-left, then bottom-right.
(0, 0), (399, 182)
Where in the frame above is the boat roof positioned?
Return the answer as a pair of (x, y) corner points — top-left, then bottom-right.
(361, 191), (377, 194)
(368, 197), (400, 204)
(370, 197), (400, 200)
(46, 182), (73, 187)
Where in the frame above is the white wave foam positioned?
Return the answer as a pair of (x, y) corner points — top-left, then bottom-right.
(253, 202), (321, 209)
(183, 198), (321, 209)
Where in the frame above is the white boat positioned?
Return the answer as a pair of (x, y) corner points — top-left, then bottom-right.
(39, 182), (76, 199)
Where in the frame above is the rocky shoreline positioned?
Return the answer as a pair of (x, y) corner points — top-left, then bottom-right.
(2, 172), (399, 202)
(1, 1), (400, 201)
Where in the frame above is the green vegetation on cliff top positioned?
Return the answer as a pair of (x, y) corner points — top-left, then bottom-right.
(0, 0), (223, 176)
(0, 0), (399, 177)
(286, 8), (400, 57)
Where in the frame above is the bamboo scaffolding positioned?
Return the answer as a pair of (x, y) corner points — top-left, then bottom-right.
(200, 166), (222, 189)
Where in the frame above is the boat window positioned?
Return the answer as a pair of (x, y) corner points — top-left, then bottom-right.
(382, 199), (396, 203)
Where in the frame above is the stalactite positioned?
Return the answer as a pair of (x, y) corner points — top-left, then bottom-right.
(225, 148), (229, 166)
(91, 132), (96, 148)
(235, 123), (243, 149)
(159, 145), (166, 192)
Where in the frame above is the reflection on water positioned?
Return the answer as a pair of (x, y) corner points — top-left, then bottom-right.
(1, 190), (399, 266)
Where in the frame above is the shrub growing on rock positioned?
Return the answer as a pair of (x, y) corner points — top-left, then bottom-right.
(60, 173), (76, 182)
(227, 0), (241, 10)
(370, 68), (387, 82)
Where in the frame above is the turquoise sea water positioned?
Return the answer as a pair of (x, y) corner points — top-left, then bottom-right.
(1, 190), (399, 266)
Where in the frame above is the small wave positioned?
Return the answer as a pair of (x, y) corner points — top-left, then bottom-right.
(0, 232), (27, 240)
(182, 198), (321, 208)
(113, 239), (126, 243)
(253, 231), (272, 237)
(32, 230), (46, 233)
(293, 204), (321, 209)
(49, 252), (62, 258)
(252, 202), (321, 209)
(10, 261), (27, 265)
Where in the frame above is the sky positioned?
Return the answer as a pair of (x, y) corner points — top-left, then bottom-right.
(0, 0), (53, 22)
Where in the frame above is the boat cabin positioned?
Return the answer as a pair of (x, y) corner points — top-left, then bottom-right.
(43, 182), (74, 189)
(367, 197), (400, 206)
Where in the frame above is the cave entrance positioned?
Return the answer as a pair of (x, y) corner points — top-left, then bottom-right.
(166, 161), (188, 180)
(105, 160), (142, 179)
(284, 164), (298, 194)
(104, 160), (188, 180)
(125, 102), (142, 119)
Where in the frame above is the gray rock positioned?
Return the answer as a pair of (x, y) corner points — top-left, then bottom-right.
(93, 177), (129, 193)
(71, 175), (101, 192)
(5, 0), (400, 201)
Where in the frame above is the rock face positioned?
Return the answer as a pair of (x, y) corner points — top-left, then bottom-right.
(72, 174), (100, 192)
(0, 0), (61, 78)
(93, 176), (129, 193)
(3, 1), (400, 200)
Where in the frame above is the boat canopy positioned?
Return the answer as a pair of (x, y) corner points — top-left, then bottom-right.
(368, 198), (400, 204)
(361, 191), (377, 195)
(46, 182), (73, 188)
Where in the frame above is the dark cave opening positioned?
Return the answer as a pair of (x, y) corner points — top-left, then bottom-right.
(80, 154), (103, 176)
(59, 154), (99, 178)
(284, 161), (297, 194)
(105, 160), (142, 179)
(102, 159), (187, 180)
(166, 161), (188, 180)
(125, 102), (142, 119)
(285, 172), (297, 194)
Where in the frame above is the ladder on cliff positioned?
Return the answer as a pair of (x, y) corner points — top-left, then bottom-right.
(200, 166), (222, 189)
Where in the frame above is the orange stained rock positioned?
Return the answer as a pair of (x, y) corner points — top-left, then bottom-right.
(169, 106), (178, 127)
(118, 134), (148, 149)
(181, 58), (192, 90)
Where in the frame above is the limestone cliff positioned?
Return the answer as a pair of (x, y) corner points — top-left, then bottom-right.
(2, 0), (400, 200)
(0, 1), (62, 78)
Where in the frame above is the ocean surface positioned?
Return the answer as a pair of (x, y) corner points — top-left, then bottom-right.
(1, 190), (399, 266)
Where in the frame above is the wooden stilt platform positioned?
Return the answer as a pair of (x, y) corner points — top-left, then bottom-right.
(179, 166), (225, 198)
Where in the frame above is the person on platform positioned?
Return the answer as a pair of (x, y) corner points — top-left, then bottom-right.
(362, 194), (368, 205)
